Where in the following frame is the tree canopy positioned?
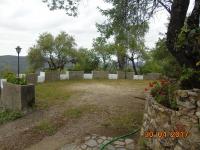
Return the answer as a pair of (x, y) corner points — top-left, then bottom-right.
(28, 31), (76, 71)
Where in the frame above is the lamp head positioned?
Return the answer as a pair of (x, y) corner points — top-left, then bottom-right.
(15, 46), (22, 54)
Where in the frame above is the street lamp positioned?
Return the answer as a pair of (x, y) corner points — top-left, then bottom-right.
(15, 46), (22, 84)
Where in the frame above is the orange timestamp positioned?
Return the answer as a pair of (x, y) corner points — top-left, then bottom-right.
(144, 131), (189, 138)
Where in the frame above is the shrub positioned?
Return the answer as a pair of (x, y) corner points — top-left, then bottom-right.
(179, 68), (200, 89)
(2, 72), (27, 85)
(145, 80), (179, 110)
(0, 109), (23, 124)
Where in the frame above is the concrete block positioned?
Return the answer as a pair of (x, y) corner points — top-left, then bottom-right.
(108, 74), (118, 79)
(1, 82), (35, 111)
(84, 74), (93, 79)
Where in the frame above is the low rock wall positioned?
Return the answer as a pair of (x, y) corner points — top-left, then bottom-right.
(92, 71), (108, 79)
(117, 71), (134, 79)
(143, 73), (162, 80)
(68, 71), (84, 80)
(45, 71), (60, 82)
(141, 89), (200, 150)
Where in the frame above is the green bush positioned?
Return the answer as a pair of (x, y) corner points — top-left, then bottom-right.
(2, 72), (27, 85)
(0, 109), (23, 124)
(180, 68), (200, 89)
(146, 80), (179, 110)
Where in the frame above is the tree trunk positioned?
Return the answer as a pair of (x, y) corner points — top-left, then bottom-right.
(117, 52), (125, 70)
(166, 0), (200, 70)
(131, 58), (138, 75)
(187, 0), (200, 29)
(130, 53), (138, 75)
(166, 0), (191, 67)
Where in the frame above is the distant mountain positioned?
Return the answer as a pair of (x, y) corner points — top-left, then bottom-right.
(0, 55), (29, 73)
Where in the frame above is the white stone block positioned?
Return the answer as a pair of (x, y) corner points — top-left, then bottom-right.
(37, 76), (45, 83)
(40, 72), (45, 77)
(134, 75), (144, 80)
(66, 71), (69, 79)
(0, 79), (7, 89)
(108, 74), (118, 80)
(60, 74), (68, 80)
(84, 74), (93, 79)
(19, 74), (26, 78)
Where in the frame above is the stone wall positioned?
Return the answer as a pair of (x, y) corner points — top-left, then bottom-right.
(117, 71), (125, 79)
(117, 71), (134, 79)
(69, 71), (84, 80)
(141, 89), (200, 150)
(0, 82), (35, 111)
(143, 73), (162, 80)
(45, 71), (60, 82)
(92, 71), (108, 79)
(26, 73), (38, 84)
(126, 72), (134, 79)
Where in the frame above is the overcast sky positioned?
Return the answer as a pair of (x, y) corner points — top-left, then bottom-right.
(0, 0), (194, 56)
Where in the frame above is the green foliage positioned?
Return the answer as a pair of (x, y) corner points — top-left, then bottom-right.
(72, 48), (100, 72)
(176, 25), (190, 48)
(97, 0), (150, 70)
(147, 80), (179, 110)
(0, 109), (23, 124)
(2, 72), (27, 85)
(180, 68), (200, 89)
(27, 46), (44, 72)
(28, 31), (76, 71)
(92, 37), (114, 70)
(140, 38), (181, 77)
(140, 59), (162, 74)
(43, 0), (80, 16)
(176, 26), (200, 49)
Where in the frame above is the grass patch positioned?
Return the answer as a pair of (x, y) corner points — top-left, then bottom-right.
(103, 112), (143, 132)
(34, 120), (57, 136)
(35, 81), (73, 109)
(0, 109), (23, 125)
(64, 105), (97, 119)
(35, 80), (149, 109)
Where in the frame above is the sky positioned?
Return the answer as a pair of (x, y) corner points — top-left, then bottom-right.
(0, 0), (194, 56)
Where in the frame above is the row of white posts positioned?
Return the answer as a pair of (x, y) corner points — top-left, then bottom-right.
(0, 71), (144, 87)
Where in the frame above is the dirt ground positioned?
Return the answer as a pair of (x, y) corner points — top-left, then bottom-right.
(0, 80), (149, 150)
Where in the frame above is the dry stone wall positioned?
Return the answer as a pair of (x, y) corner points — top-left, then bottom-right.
(141, 89), (200, 150)
(143, 73), (162, 80)
(117, 71), (134, 79)
(92, 71), (108, 79)
(45, 71), (60, 82)
(68, 71), (84, 80)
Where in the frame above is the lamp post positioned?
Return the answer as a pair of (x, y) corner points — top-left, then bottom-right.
(15, 46), (22, 84)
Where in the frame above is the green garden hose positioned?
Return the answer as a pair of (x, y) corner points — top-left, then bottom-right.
(100, 128), (140, 150)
